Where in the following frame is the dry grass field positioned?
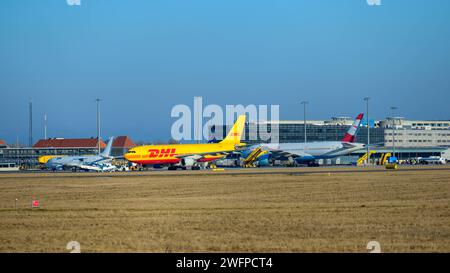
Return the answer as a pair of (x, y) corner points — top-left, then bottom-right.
(0, 166), (449, 253)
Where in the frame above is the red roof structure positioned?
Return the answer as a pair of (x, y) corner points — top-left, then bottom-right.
(112, 136), (136, 149)
(0, 140), (6, 146)
(33, 138), (106, 149)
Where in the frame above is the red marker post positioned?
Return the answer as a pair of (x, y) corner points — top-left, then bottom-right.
(31, 197), (40, 209)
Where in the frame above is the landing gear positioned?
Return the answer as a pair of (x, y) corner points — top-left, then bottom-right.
(168, 166), (188, 171)
(167, 164), (204, 170)
(307, 161), (320, 167)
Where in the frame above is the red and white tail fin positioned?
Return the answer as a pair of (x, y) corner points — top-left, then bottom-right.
(342, 113), (364, 143)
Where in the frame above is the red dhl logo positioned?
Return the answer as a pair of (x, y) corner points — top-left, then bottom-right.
(148, 148), (177, 158)
(229, 133), (240, 137)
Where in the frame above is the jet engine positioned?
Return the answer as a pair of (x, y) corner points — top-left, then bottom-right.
(181, 157), (196, 167)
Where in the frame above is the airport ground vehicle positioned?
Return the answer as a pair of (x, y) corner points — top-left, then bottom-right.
(116, 165), (130, 172)
(418, 156), (447, 165)
(388, 156), (398, 164)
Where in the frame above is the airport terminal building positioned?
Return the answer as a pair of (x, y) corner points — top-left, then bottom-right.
(382, 119), (450, 148)
(212, 117), (450, 163)
(213, 117), (450, 146)
(244, 117), (384, 144)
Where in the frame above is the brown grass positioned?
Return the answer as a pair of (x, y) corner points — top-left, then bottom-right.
(0, 166), (449, 253)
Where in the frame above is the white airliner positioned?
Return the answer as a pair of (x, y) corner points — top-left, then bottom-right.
(247, 113), (366, 166)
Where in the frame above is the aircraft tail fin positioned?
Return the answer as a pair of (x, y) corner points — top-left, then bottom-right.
(100, 137), (115, 157)
(220, 115), (246, 144)
(342, 113), (364, 143)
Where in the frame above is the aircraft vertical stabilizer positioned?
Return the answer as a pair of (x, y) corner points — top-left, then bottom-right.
(342, 113), (364, 143)
(100, 137), (115, 157)
(220, 115), (246, 144)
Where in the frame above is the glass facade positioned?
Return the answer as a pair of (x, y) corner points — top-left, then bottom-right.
(214, 124), (385, 145)
(0, 148), (99, 166)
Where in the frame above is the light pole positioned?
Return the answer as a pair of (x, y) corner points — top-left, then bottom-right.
(364, 97), (370, 165)
(390, 106), (398, 159)
(96, 98), (102, 155)
(44, 114), (47, 140)
(29, 99), (33, 147)
(301, 101), (308, 143)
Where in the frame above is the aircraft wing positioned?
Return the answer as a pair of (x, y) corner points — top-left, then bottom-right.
(173, 144), (247, 159)
(365, 142), (384, 148)
(64, 157), (112, 168)
(174, 151), (230, 160)
(257, 145), (313, 159)
(78, 163), (117, 172)
(87, 157), (114, 165)
(342, 142), (358, 149)
(269, 149), (313, 159)
(78, 164), (102, 171)
(65, 161), (82, 168)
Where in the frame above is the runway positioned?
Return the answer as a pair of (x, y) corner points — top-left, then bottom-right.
(1, 165), (450, 180)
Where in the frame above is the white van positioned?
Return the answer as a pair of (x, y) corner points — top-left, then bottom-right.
(418, 157), (447, 165)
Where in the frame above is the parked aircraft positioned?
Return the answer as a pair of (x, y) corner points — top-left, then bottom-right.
(124, 115), (246, 170)
(46, 137), (115, 172)
(245, 113), (366, 167)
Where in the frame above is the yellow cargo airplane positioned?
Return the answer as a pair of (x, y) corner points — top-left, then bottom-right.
(124, 115), (246, 170)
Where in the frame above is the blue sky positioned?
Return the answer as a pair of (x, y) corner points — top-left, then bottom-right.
(1, 0), (450, 144)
